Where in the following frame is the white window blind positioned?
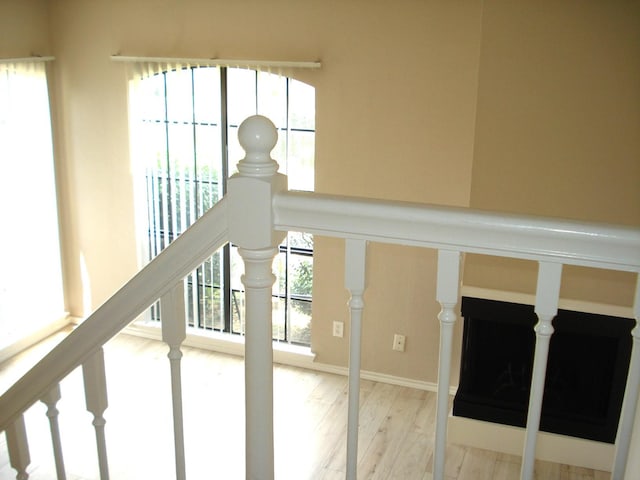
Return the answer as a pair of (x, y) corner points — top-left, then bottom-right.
(0, 59), (65, 350)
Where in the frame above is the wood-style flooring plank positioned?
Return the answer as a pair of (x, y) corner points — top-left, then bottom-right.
(456, 446), (498, 480)
(359, 388), (428, 479)
(326, 381), (399, 473)
(0, 331), (614, 480)
(493, 457), (521, 480)
(386, 430), (433, 480)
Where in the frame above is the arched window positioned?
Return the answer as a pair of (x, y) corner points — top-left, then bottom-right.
(130, 66), (314, 345)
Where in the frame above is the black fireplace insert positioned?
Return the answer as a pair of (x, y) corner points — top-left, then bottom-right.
(453, 296), (634, 443)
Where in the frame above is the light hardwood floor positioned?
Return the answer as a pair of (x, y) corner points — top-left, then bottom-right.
(0, 329), (611, 479)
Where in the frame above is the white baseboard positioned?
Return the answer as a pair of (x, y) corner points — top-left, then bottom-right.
(122, 321), (317, 367)
(448, 414), (614, 472)
(0, 314), (70, 364)
(121, 321), (457, 395)
(308, 361), (457, 395)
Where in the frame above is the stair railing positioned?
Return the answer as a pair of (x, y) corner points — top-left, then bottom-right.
(0, 195), (230, 480)
(1, 115), (639, 480)
(273, 186), (640, 480)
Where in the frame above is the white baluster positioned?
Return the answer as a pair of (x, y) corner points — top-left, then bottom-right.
(161, 282), (187, 480)
(6, 414), (30, 480)
(82, 348), (110, 480)
(40, 384), (66, 480)
(520, 261), (562, 480)
(228, 115), (287, 480)
(433, 250), (461, 480)
(344, 239), (367, 480)
(239, 246), (279, 479)
(612, 276), (640, 480)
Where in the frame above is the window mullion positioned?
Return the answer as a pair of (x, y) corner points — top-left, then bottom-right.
(162, 72), (172, 249)
(283, 77), (291, 343)
(187, 67), (203, 329)
(149, 165), (161, 321)
(220, 67), (233, 334)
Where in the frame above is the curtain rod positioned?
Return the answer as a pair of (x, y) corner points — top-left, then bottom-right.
(110, 55), (321, 69)
(0, 56), (55, 64)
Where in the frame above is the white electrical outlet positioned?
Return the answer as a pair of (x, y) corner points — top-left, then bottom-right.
(393, 334), (406, 352)
(333, 321), (344, 338)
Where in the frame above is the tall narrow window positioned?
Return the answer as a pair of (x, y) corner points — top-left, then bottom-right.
(129, 65), (315, 346)
(0, 60), (65, 350)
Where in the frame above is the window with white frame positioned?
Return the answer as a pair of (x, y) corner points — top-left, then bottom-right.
(129, 65), (315, 345)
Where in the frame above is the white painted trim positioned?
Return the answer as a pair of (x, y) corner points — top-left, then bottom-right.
(448, 414), (615, 472)
(461, 285), (635, 318)
(298, 358), (452, 393)
(121, 321), (457, 394)
(0, 56), (55, 64)
(274, 191), (640, 272)
(123, 322), (316, 367)
(110, 55), (321, 70)
(0, 314), (70, 364)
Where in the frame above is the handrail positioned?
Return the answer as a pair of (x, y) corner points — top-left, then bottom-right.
(273, 189), (639, 480)
(4, 190), (634, 431)
(274, 190), (640, 272)
(0, 197), (229, 431)
(3, 114), (637, 479)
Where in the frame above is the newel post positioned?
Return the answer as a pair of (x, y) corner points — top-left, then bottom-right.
(227, 115), (287, 480)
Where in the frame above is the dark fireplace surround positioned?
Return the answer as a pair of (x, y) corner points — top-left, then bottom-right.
(453, 297), (634, 444)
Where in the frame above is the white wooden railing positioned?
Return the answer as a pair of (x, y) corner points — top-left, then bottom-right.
(1, 115), (639, 480)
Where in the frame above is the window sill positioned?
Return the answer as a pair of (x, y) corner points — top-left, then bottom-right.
(123, 320), (316, 369)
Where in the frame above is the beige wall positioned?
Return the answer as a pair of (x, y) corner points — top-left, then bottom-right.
(4, 1), (637, 385)
(42, 0), (484, 384)
(0, 0), (51, 58)
(465, 0), (640, 307)
(471, 1), (640, 225)
(309, 1), (483, 379)
(48, 1), (139, 317)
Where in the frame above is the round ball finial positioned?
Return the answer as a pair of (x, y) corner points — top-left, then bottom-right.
(238, 115), (278, 156)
